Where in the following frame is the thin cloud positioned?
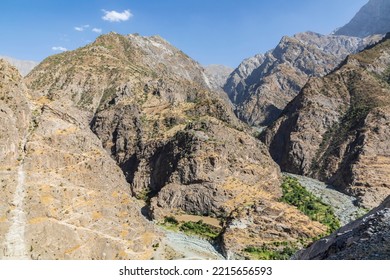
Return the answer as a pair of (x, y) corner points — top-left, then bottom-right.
(74, 25), (90, 32)
(92, 28), (102, 34)
(52, 46), (67, 52)
(102, 9), (132, 22)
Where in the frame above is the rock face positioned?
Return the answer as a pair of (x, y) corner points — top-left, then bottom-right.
(221, 198), (326, 259)
(262, 35), (390, 209)
(0, 60), (32, 259)
(0, 59), (31, 167)
(22, 33), (328, 258)
(224, 32), (378, 127)
(223, 54), (265, 106)
(295, 195), (390, 260)
(1, 59), (159, 260)
(335, 0), (390, 38)
(0, 56), (38, 77)
(204, 64), (233, 91)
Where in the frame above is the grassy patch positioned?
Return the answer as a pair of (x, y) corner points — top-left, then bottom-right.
(160, 216), (180, 231)
(161, 216), (220, 240)
(179, 220), (220, 239)
(280, 176), (340, 234)
(244, 242), (298, 260)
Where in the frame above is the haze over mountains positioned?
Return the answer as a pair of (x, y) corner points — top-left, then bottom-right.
(1, 0), (390, 260)
(0, 56), (38, 77)
(335, 0), (390, 37)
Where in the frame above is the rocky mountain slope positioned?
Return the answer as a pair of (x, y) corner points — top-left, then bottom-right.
(21, 33), (329, 259)
(204, 64), (233, 91)
(335, 0), (390, 38)
(0, 56), (38, 77)
(261, 34), (390, 209)
(223, 32), (379, 127)
(295, 195), (390, 260)
(0, 58), (160, 260)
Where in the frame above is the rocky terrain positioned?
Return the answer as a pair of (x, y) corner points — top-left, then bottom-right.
(204, 64), (233, 92)
(0, 33), (328, 259)
(223, 54), (265, 105)
(0, 56), (38, 77)
(335, 0), (390, 38)
(295, 195), (390, 260)
(1, 58), (160, 260)
(262, 34), (390, 209)
(223, 32), (380, 127)
(1, 0), (389, 260)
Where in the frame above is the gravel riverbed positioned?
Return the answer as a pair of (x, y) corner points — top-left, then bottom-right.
(284, 173), (367, 225)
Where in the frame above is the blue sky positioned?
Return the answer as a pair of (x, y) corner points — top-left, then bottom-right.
(0, 0), (368, 67)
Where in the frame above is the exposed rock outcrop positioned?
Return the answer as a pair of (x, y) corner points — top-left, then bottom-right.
(262, 35), (390, 209)
(295, 195), (390, 260)
(224, 32), (381, 127)
(335, 0), (390, 38)
(204, 64), (233, 92)
(23, 33), (328, 258)
(1, 57), (159, 260)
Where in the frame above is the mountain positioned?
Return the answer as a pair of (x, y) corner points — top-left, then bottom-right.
(204, 64), (233, 91)
(0, 58), (159, 260)
(223, 53), (265, 104)
(295, 195), (390, 260)
(261, 34), (390, 209)
(335, 0), (390, 38)
(223, 32), (380, 127)
(0, 56), (38, 76)
(13, 33), (328, 259)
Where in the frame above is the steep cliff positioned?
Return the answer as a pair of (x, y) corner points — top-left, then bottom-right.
(1, 58), (159, 260)
(295, 195), (390, 260)
(224, 32), (379, 126)
(262, 35), (390, 209)
(335, 0), (390, 38)
(24, 33), (327, 258)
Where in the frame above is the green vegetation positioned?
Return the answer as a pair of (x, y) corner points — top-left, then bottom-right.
(135, 188), (151, 202)
(244, 242), (298, 260)
(164, 216), (179, 225)
(179, 220), (220, 239)
(280, 176), (340, 234)
(161, 216), (220, 240)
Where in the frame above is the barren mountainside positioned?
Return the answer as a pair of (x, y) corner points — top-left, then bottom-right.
(204, 64), (233, 91)
(335, 0), (390, 38)
(0, 33), (329, 259)
(1, 58), (159, 260)
(224, 32), (380, 127)
(295, 195), (390, 260)
(261, 35), (390, 209)
(0, 56), (38, 77)
(2, 0), (390, 259)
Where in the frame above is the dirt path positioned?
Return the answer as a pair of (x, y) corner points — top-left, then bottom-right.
(3, 137), (29, 259)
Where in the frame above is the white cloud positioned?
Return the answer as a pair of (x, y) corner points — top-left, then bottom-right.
(92, 28), (102, 34)
(102, 9), (132, 22)
(74, 25), (90, 32)
(52, 46), (67, 52)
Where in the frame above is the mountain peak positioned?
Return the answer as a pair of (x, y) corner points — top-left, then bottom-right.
(335, 0), (390, 37)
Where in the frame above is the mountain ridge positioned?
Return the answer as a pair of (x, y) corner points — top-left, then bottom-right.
(223, 32), (381, 127)
(261, 35), (390, 209)
(335, 0), (390, 38)
(0, 55), (38, 77)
